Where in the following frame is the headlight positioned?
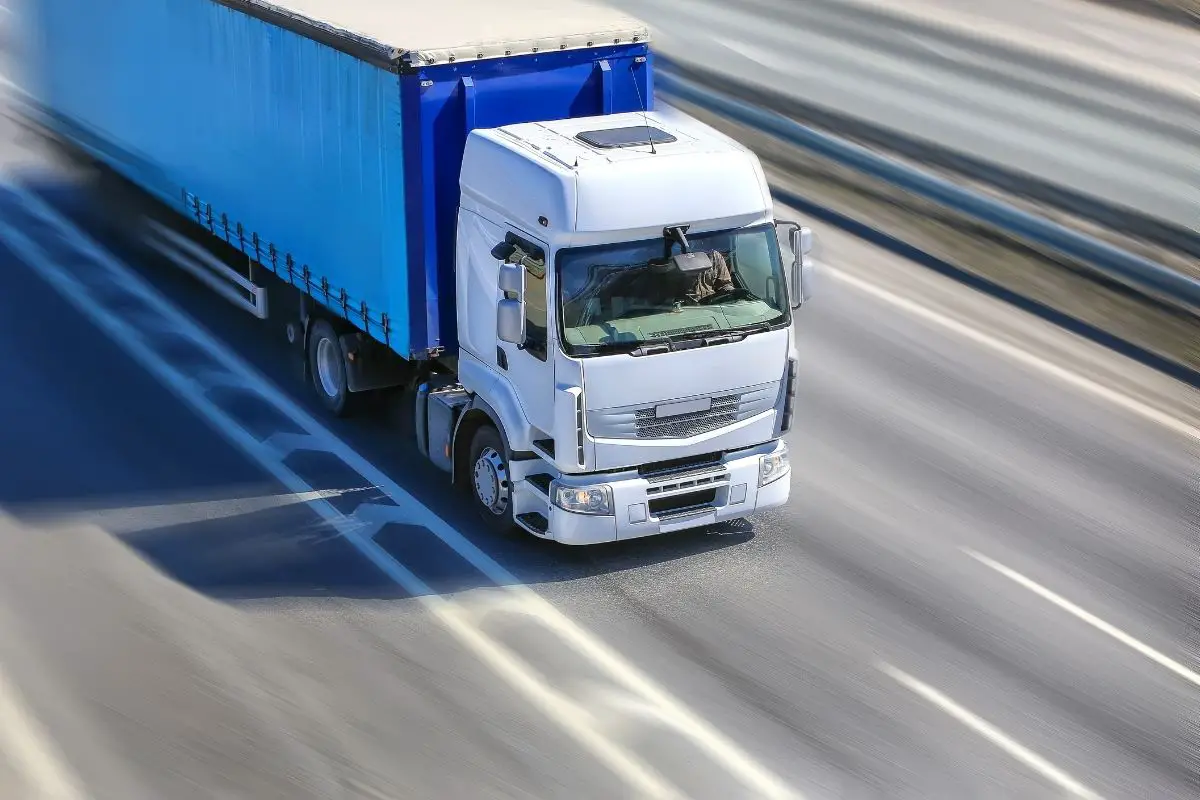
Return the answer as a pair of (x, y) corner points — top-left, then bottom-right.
(758, 447), (790, 487)
(551, 482), (614, 516)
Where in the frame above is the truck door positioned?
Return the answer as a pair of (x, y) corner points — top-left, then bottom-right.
(503, 225), (554, 438)
(473, 216), (556, 439)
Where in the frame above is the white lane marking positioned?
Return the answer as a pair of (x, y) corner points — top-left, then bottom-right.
(0, 199), (669, 799)
(823, 266), (1200, 443)
(0, 521), (88, 800)
(963, 548), (1200, 689)
(0, 661), (88, 800)
(879, 663), (1105, 800)
(0, 184), (800, 800)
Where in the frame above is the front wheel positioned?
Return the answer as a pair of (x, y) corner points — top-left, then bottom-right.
(467, 425), (515, 533)
(307, 318), (355, 417)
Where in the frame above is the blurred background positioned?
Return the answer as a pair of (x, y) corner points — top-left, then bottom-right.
(0, 1), (1196, 798)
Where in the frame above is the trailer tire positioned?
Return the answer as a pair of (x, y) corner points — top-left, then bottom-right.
(307, 318), (355, 417)
(466, 424), (515, 533)
(88, 163), (151, 254)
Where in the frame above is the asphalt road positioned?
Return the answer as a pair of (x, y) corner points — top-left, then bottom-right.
(2, 1), (1200, 790)
(0, 100), (1197, 800)
(617, 0), (1200, 233)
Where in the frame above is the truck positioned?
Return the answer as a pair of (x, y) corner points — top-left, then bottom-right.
(21, 0), (815, 545)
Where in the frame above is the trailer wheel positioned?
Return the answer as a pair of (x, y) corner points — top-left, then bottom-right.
(89, 163), (150, 253)
(307, 318), (355, 417)
(467, 425), (515, 533)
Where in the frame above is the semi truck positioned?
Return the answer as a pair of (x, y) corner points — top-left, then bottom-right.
(22, 0), (816, 545)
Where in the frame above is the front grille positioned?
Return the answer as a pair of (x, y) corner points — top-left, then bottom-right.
(634, 394), (740, 439)
(644, 464), (727, 488)
(639, 452), (723, 479)
(585, 381), (777, 441)
(641, 454), (730, 512)
(649, 489), (718, 518)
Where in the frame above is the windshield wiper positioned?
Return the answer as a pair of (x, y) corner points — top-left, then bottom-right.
(601, 334), (695, 357)
(629, 337), (677, 357)
(729, 320), (778, 337)
(632, 330), (747, 355)
(573, 337), (675, 356)
(575, 324), (774, 358)
(635, 332), (736, 354)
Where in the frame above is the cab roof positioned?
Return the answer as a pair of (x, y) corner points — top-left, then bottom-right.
(462, 110), (773, 237)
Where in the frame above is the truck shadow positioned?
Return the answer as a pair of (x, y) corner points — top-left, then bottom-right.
(14, 176), (765, 603)
(116, 500), (759, 603)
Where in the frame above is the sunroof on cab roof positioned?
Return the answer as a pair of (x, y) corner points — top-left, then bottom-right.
(575, 126), (678, 149)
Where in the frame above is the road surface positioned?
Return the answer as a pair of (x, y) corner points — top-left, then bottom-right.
(0, 98), (1197, 800)
(618, 0), (1200, 233)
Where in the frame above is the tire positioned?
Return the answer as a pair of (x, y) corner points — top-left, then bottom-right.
(307, 318), (355, 417)
(466, 424), (515, 533)
(89, 164), (150, 253)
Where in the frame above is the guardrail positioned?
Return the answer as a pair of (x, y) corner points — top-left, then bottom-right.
(1090, 0), (1200, 27)
(654, 66), (1200, 316)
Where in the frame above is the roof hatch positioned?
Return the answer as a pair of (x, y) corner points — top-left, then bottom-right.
(575, 126), (678, 150)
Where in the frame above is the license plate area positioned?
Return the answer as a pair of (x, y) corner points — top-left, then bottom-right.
(655, 397), (712, 418)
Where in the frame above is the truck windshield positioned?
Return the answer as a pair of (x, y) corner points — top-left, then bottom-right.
(557, 223), (790, 356)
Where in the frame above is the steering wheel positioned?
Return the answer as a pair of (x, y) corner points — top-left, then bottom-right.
(699, 286), (754, 305)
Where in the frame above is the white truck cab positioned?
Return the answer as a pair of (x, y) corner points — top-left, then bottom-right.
(418, 110), (814, 544)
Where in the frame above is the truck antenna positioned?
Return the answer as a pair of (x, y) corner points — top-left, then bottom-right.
(631, 61), (656, 154)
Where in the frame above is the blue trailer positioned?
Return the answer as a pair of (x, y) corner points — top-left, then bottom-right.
(24, 0), (814, 543)
(26, 0), (653, 359)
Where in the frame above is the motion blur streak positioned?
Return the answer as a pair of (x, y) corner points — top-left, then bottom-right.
(880, 662), (1106, 800)
(0, 516), (89, 800)
(1, 0), (1197, 797)
(963, 548), (1200, 688)
(0, 181), (800, 800)
(824, 267), (1200, 442)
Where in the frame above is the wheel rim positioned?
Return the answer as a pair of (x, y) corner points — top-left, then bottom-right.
(472, 446), (510, 516)
(315, 337), (341, 398)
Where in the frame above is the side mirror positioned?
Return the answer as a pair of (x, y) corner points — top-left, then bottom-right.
(498, 262), (524, 297)
(497, 261), (526, 345)
(776, 220), (814, 310)
(790, 226), (814, 309)
(497, 299), (525, 344)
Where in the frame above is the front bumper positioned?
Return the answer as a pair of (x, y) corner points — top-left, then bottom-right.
(546, 439), (790, 546)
